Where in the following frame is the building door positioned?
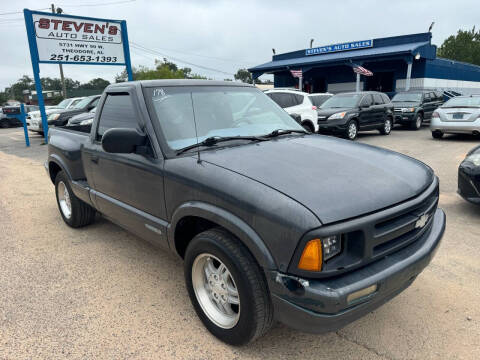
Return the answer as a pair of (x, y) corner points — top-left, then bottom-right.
(365, 72), (395, 93)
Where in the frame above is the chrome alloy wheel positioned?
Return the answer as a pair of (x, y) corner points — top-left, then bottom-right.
(348, 122), (357, 139)
(57, 181), (72, 219)
(384, 118), (392, 133)
(192, 253), (240, 329)
(415, 115), (422, 129)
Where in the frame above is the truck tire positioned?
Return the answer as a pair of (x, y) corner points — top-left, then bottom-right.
(345, 120), (358, 140)
(55, 171), (96, 228)
(410, 113), (423, 130)
(184, 228), (273, 345)
(379, 117), (392, 135)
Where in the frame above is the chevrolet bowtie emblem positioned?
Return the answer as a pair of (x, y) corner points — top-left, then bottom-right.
(415, 213), (430, 229)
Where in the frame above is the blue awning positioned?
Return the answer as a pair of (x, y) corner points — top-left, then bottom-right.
(249, 41), (434, 78)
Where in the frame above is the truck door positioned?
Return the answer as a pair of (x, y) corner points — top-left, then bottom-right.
(85, 91), (169, 249)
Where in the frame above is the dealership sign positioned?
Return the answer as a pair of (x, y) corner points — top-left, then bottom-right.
(32, 14), (125, 64)
(306, 40), (373, 56)
(23, 9), (133, 143)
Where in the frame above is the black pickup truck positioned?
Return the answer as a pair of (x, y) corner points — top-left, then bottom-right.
(46, 80), (445, 345)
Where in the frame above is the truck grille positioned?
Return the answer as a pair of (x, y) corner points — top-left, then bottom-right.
(370, 185), (438, 258)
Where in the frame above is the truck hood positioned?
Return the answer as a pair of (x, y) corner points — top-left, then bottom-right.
(201, 135), (433, 224)
(316, 107), (354, 117)
(391, 102), (421, 108)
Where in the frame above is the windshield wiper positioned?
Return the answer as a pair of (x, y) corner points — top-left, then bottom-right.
(176, 135), (266, 155)
(262, 129), (307, 138)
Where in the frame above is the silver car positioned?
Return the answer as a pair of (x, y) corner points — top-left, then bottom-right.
(430, 95), (480, 138)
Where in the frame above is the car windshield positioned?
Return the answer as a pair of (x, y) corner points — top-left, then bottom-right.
(442, 96), (480, 107)
(73, 97), (93, 109)
(55, 99), (70, 109)
(146, 86), (304, 151)
(309, 95), (332, 107)
(392, 92), (422, 102)
(320, 94), (362, 108)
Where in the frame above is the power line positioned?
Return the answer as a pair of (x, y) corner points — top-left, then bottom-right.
(60, 0), (136, 7)
(131, 41), (255, 66)
(0, 8), (49, 16)
(0, 0), (135, 17)
(130, 43), (235, 76)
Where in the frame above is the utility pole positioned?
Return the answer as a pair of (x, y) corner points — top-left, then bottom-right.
(51, 4), (67, 99)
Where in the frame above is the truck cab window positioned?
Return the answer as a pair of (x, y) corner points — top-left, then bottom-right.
(96, 94), (138, 141)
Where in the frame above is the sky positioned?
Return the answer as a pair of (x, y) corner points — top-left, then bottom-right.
(0, 0), (478, 90)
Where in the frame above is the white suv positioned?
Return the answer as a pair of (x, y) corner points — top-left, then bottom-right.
(265, 89), (332, 132)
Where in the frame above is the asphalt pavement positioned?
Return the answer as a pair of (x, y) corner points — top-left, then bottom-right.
(0, 126), (479, 359)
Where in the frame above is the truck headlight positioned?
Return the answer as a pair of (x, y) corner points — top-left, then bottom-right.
(328, 112), (346, 120)
(298, 236), (342, 271)
(464, 154), (480, 166)
(401, 107), (415, 113)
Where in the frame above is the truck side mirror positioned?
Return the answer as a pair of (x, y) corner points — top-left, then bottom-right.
(102, 128), (147, 154)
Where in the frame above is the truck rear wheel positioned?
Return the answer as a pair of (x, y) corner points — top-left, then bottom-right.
(55, 171), (96, 228)
(184, 228), (273, 345)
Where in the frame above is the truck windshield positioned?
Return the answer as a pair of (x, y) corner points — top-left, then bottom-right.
(145, 86), (304, 151)
(392, 92), (422, 102)
(320, 94), (362, 108)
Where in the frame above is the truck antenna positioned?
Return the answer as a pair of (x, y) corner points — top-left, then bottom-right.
(189, 93), (201, 163)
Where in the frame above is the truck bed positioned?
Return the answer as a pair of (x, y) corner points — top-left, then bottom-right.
(48, 126), (91, 181)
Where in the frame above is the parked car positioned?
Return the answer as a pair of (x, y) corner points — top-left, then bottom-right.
(46, 80), (445, 345)
(392, 90), (444, 130)
(265, 89), (333, 132)
(316, 91), (394, 140)
(28, 97), (85, 133)
(66, 107), (96, 126)
(458, 145), (480, 205)
(1, 104), (39, 128)
(430, 95), (480, 138)
(47, 95), (100, 126)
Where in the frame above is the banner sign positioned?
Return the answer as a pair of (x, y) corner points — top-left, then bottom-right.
(32, 14), (125, 65)
(306, 39), (373, 56)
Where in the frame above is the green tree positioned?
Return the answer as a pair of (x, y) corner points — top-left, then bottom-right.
(115, 59), (207, 82)
(437, 27), (480, 66)
(79, 78), (110, 90)
(234, 68), (253, 84)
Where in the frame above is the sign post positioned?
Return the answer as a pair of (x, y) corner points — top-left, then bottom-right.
(23, 9), (133, 143)
(5, 104), (30, 147)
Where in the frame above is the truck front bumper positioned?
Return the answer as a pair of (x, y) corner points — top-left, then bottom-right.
(394, 112), (415, 123)
(267, 208), (445, 333)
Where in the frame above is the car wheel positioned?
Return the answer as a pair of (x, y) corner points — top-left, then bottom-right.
(0, 120), (9, 128)
(345, 120), (358, 140)
(432, 131), (444, 139)
(302, 122), (314, 133)
(184, 228), (273, 345)
(380, 117), (392, 135)
(411, 113), (423, 130)
(55, 171), (96, 228)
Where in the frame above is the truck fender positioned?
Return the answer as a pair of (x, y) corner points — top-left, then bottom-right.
(168, 201), (277, 270)
(47, 154), (73, 183)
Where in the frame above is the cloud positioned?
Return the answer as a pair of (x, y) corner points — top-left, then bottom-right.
(0, 0), (478, 90)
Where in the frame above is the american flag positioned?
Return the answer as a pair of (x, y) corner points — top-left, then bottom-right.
(290, 69), (303, 78)
(352, 64), (373, 76)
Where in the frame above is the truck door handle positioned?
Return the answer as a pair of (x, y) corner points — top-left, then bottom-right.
(91, 155), (99, 164)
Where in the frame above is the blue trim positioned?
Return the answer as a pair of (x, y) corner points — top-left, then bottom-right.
(19, 104), (30, 147)
(24, 9), (49, 143)
(121, 20), (134, 81)
(26, 9), (123, 23)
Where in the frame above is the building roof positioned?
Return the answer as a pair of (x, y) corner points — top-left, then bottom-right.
(249, 33), (437, 77)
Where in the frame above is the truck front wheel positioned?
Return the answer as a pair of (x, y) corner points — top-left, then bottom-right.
(55, 171), (96, 228)
(184, 228), (273, 345)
